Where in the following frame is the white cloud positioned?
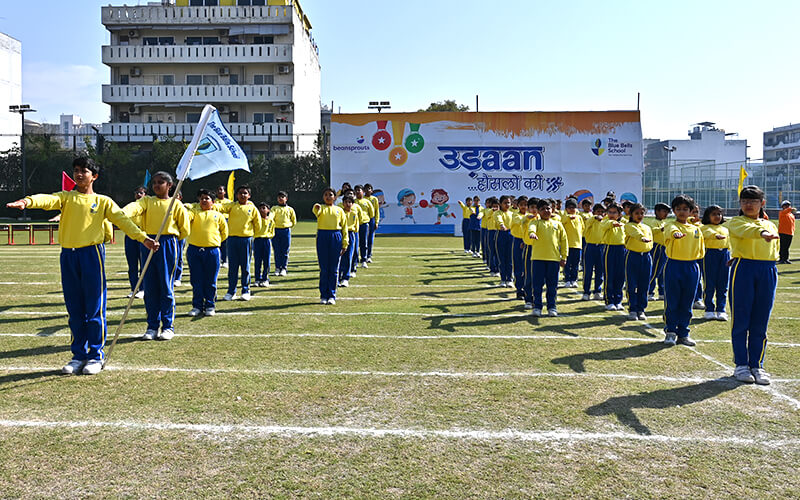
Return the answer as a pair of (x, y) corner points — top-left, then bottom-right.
(22, 61), (109, 124)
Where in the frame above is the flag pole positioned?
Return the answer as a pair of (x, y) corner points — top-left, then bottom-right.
(104, 105), (216, 367)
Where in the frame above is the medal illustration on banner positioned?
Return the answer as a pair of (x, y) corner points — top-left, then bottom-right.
(372, 120), (391, 151)
(388, 120), (408, 166)
(404, 123), (425, 153)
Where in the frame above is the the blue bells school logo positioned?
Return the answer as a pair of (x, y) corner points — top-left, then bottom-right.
(195, 135), (220, 156)
(591, 138), (605, 156)
(89, 200), (98, 214)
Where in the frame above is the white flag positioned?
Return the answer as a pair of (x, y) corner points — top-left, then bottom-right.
(176, 106), (250, 181)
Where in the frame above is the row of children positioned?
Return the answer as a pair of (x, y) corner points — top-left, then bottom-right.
(457, 187), (780, 385)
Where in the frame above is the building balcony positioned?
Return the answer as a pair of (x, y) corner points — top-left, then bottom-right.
(102, 5), (293, 26)
(102, 84), (292, 104)
(101, 121), (293, 143)
(102, 44), (291, 64)
(763, 137), (800, 151)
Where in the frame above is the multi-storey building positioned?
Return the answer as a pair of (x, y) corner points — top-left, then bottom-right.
(0, 32), (22, 152)
(763, 123), (800, 205)
(100, 0), (320, 155)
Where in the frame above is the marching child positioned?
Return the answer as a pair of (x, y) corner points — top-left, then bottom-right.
(215, 185), (230, 268)
(469, 195), (482, 257)
(662, 194), (704, 347)
(254, 202), (275, 287)
(647, 202), (671, 300)
(690, 204), (706, 310)
(7, 157), (157, 374)
(727, 185), (779, 384)
(480, 198), (492, 267)
(510, 195), (528, 299)
(217, 185), (263, 301)
(528, 198), (568, 317)
(561, 198), (584, 288)
(124, 171), (189, 341)
(354, 185), (374, 268)
(582, 203), (606, 301)
(339, 194), (359, 287)
(123, 186), (147, 298)
(624, 203), (653, 320)
(700, 205), (730, 321)
(341, 189), (362, 278)
(601, 203), (626, 310)
(458, 197), (474, 254)
(364, 183), (380, 262)
(486, 197), (500, 276)
(272, 191), (297, 276)
(313, 187), (349, 304)
(522, 197), (540, 308)
(494, 195), (514, 287)
(185, 189), (228, 317)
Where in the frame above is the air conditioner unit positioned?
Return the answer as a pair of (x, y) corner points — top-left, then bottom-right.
(219, 66), (230, 76)
(280, 104), (293, 112)
(277, 65), (291, 74)
(128, 30), (140, 38)
(130, 67), (142, 77)
(128, 105), (141, 115)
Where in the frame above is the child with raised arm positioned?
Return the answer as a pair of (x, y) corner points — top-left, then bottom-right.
(700, 205), (730, 321)
(185, 189), (228, 317)
(124, 171), (189, 341)
(601, 203), (627, 311)
(7, 157), (158, 375)
(727, 186), (779, 384)
(561, 198), (584, 288)
(458, 196), (474, 254)
(528, 198), (568, 317)
(662, 194), (704, 347)
(313, 188), (349, 304)
(522, 197), (540, 309)
(582, 203), (606, 301)
(216, 185), (263, 301)
(510, 196), (528, 300)
(469, 195), (482, 257)
(364, 183), (380, 262)
(123, 186), (147, 299)
(339, 193), (359, 287)
(646, 202), (671, 300)
(272, 191), (296, 276)
(624, 203), (653, 320)
(354, 185), (374, 268)
(494, 195), (514, 287)
(254, 202), (275, 288)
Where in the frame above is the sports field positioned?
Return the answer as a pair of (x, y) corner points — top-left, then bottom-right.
(0, 222), (799, 498)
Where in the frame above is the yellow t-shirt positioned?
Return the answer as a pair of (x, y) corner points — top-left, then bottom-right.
(185, 204), (228, 247)
(600, 218), (625, 246)
(254, 212), (275, 239)
(510, 212), (528, 239)
(458, 201), (474, 219)
(122, 195), (189, 239)
(624, 222), (654, 253)
(664, 221), (705, 261)
(367, 195), (380, 223)
(561, 213), (584, 249)
(343, 208), (360, 232)
(727, 216), (779, 261)
(583, 216), (604, 245)
(355, 197), (374, 224)
(701, 224), (730, 250)
(645, 218), (667, 246)
(528, 219), (568, 262)
(272, 205), (297, 229)
(494, 210), (513, 231)
(312, 203), (349, 249)
(215, 200), (263, 237)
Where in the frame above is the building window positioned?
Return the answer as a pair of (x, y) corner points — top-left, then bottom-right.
(120, 74), (129, 85)
(203, 75), (219, 85)
(228, 35), (242, 45)
(203, 37), (220, 45)
(238, 0), (266, 5)
(187, 75), (203, 85)
(185, 37), (202, 46)
(253, 74), (274, 85)
(158, 37), (175, 45)
(187, 112), (201, 123)
(119, 35), (130, 45)
(253, 36), (274, 44)
(253, 113), (274, 124)
(143, 37), (158, 46)
(161, 75), (174, 85)
(229, 74), (239, 85)
(190, 0), (218, 5)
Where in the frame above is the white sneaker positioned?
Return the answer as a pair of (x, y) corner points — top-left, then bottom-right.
(751, 368), (771, 385)
(158, 328), (174, 341)
(173, 280), (181, 288)
(615, 304), (624, 311)
(351, 271), (357, 278)
(320, 298), (328, 304)
(204, 307), (215, 316)
(717, 312), (729, 321)
(605, 304), (616, 311)
(263, 280), (270, 287)
(223, 293), (235, 301)
(638, 312), (648, 321)
(693, 300), (705, 310)
(361, 262), (369, 268)
(328, 298), (336, 305)
(628, 311), (638, 320)
(366, 257), (372, 263)
(280, 269), (287, 276)
(275, 270), (282, 276)
(134, 290), (144, 299)
(734, 365), (755, 383)
(524, 302), (533, 310)
(581, 294), (590, 301)
(507, 282), (514, 288)
(222, 262), (229, 269)
(241, 292), (251, 301)
(570, 282), (579, 288)
(548, 309), (558, 317)
(531, 308), (542, 317)
(592, 293), (603, 301)
(62, 359), (86, 375)
(340, 280), (349, 287)
(664, 332), (677, 346)
(141, 329), (157, 341)
(647, 294), (655, 301)
(82, 359), (103, 375)
(126, 291), (133, 298)
(188, 308), (201, 317)
(703, 311), (716, 320)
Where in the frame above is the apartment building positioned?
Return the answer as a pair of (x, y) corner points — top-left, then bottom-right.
(0, 32), (22, 152)
(101, 0), (321, 154)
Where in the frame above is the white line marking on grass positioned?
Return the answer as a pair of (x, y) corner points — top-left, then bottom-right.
(0, 418), (798, 448)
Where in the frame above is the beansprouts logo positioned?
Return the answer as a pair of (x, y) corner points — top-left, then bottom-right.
(591, 138), (605, 156)
(356, 136), (365, 144)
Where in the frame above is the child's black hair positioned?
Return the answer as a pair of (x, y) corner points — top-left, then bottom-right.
(581, 198), (592, 207)
(196, 188), (214, 199)
(621, 200), (633, 208)
(340, 182), (352, 190)
(236, 184), (251, 194)
(629, 203), (645, 217)
(701, 204), (725, 225)
(342, 189), (354, 197)
(536, 199), (551, 210)
(601, 197), (613, 207)
(258, 202), (270, 209)
(342, 194), (355, 203)
(152, 171), (174, 184)
(354, 184), (364, 192)
(671, 194), (696, 212)
(739, 185), (767, 218)
(565, 198), (578, 209)
(606, 202), (623, 214)
(654, 202), (670, 212)
(527, 197), (540, 207)
(592, 203), (606, 212)
(277, 191), (288, 198)
(134, 186), (147, 194)
(322, 187), (336, 196)
(363, 183), (373, 191)
(516, 195), (528, 205)
(73, 156), (99, 175)
(499, 195), (511, 204)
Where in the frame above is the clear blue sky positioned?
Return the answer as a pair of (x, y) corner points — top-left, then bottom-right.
(2, 0), (799, 159)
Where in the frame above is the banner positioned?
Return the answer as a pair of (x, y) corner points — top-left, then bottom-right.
(331, 111), (643, 234)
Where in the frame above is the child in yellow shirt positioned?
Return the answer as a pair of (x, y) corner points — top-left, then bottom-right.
(254, 202), (275, 288)
(312, 187), (348, 304)
(528, 199), (568, 317)
(185, 189), (228, 317)
(624, 203), (654, 320)
(700, 205), (730, 321)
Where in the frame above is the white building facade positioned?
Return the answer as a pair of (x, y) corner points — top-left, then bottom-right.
(100, 0), (321, 154)
(0, 33), (22, 152)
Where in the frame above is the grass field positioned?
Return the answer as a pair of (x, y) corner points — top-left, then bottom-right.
(0, 221), (799, 498)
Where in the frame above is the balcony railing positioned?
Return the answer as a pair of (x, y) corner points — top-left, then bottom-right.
(102, 84), (292, 104)
(102, 44), (292, 64)
(102, 5), (293, 25)
(101, 122), (294, 143)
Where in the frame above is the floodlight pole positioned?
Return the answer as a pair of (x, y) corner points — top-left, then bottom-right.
(368, 100), (391, 113)
(9, 104), (36, 220)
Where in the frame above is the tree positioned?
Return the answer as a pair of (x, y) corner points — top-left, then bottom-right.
(418, 100), (470, 112)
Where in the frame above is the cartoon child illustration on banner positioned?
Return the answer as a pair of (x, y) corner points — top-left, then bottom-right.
(397, 188), (417, 223)
(428, 188), (456, 224)
(373, 189), (387, 220)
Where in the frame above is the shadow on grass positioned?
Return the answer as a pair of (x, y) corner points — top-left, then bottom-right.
(551, 342), (668, 373)
(425, 313), (538, 332)
(586, 378), (740, 435)
(0, 369), (63, 392)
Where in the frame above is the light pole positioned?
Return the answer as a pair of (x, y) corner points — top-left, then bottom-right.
(9, 104), (36, 220)
(368, 101), (391, 113)
(664, 145), (677, 196)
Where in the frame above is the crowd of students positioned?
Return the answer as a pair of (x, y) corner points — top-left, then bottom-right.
(5, 156), (786, 387)
(457, 187), (783, 385)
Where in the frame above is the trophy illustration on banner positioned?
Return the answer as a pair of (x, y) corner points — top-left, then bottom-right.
(372, 120), (391, 151)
